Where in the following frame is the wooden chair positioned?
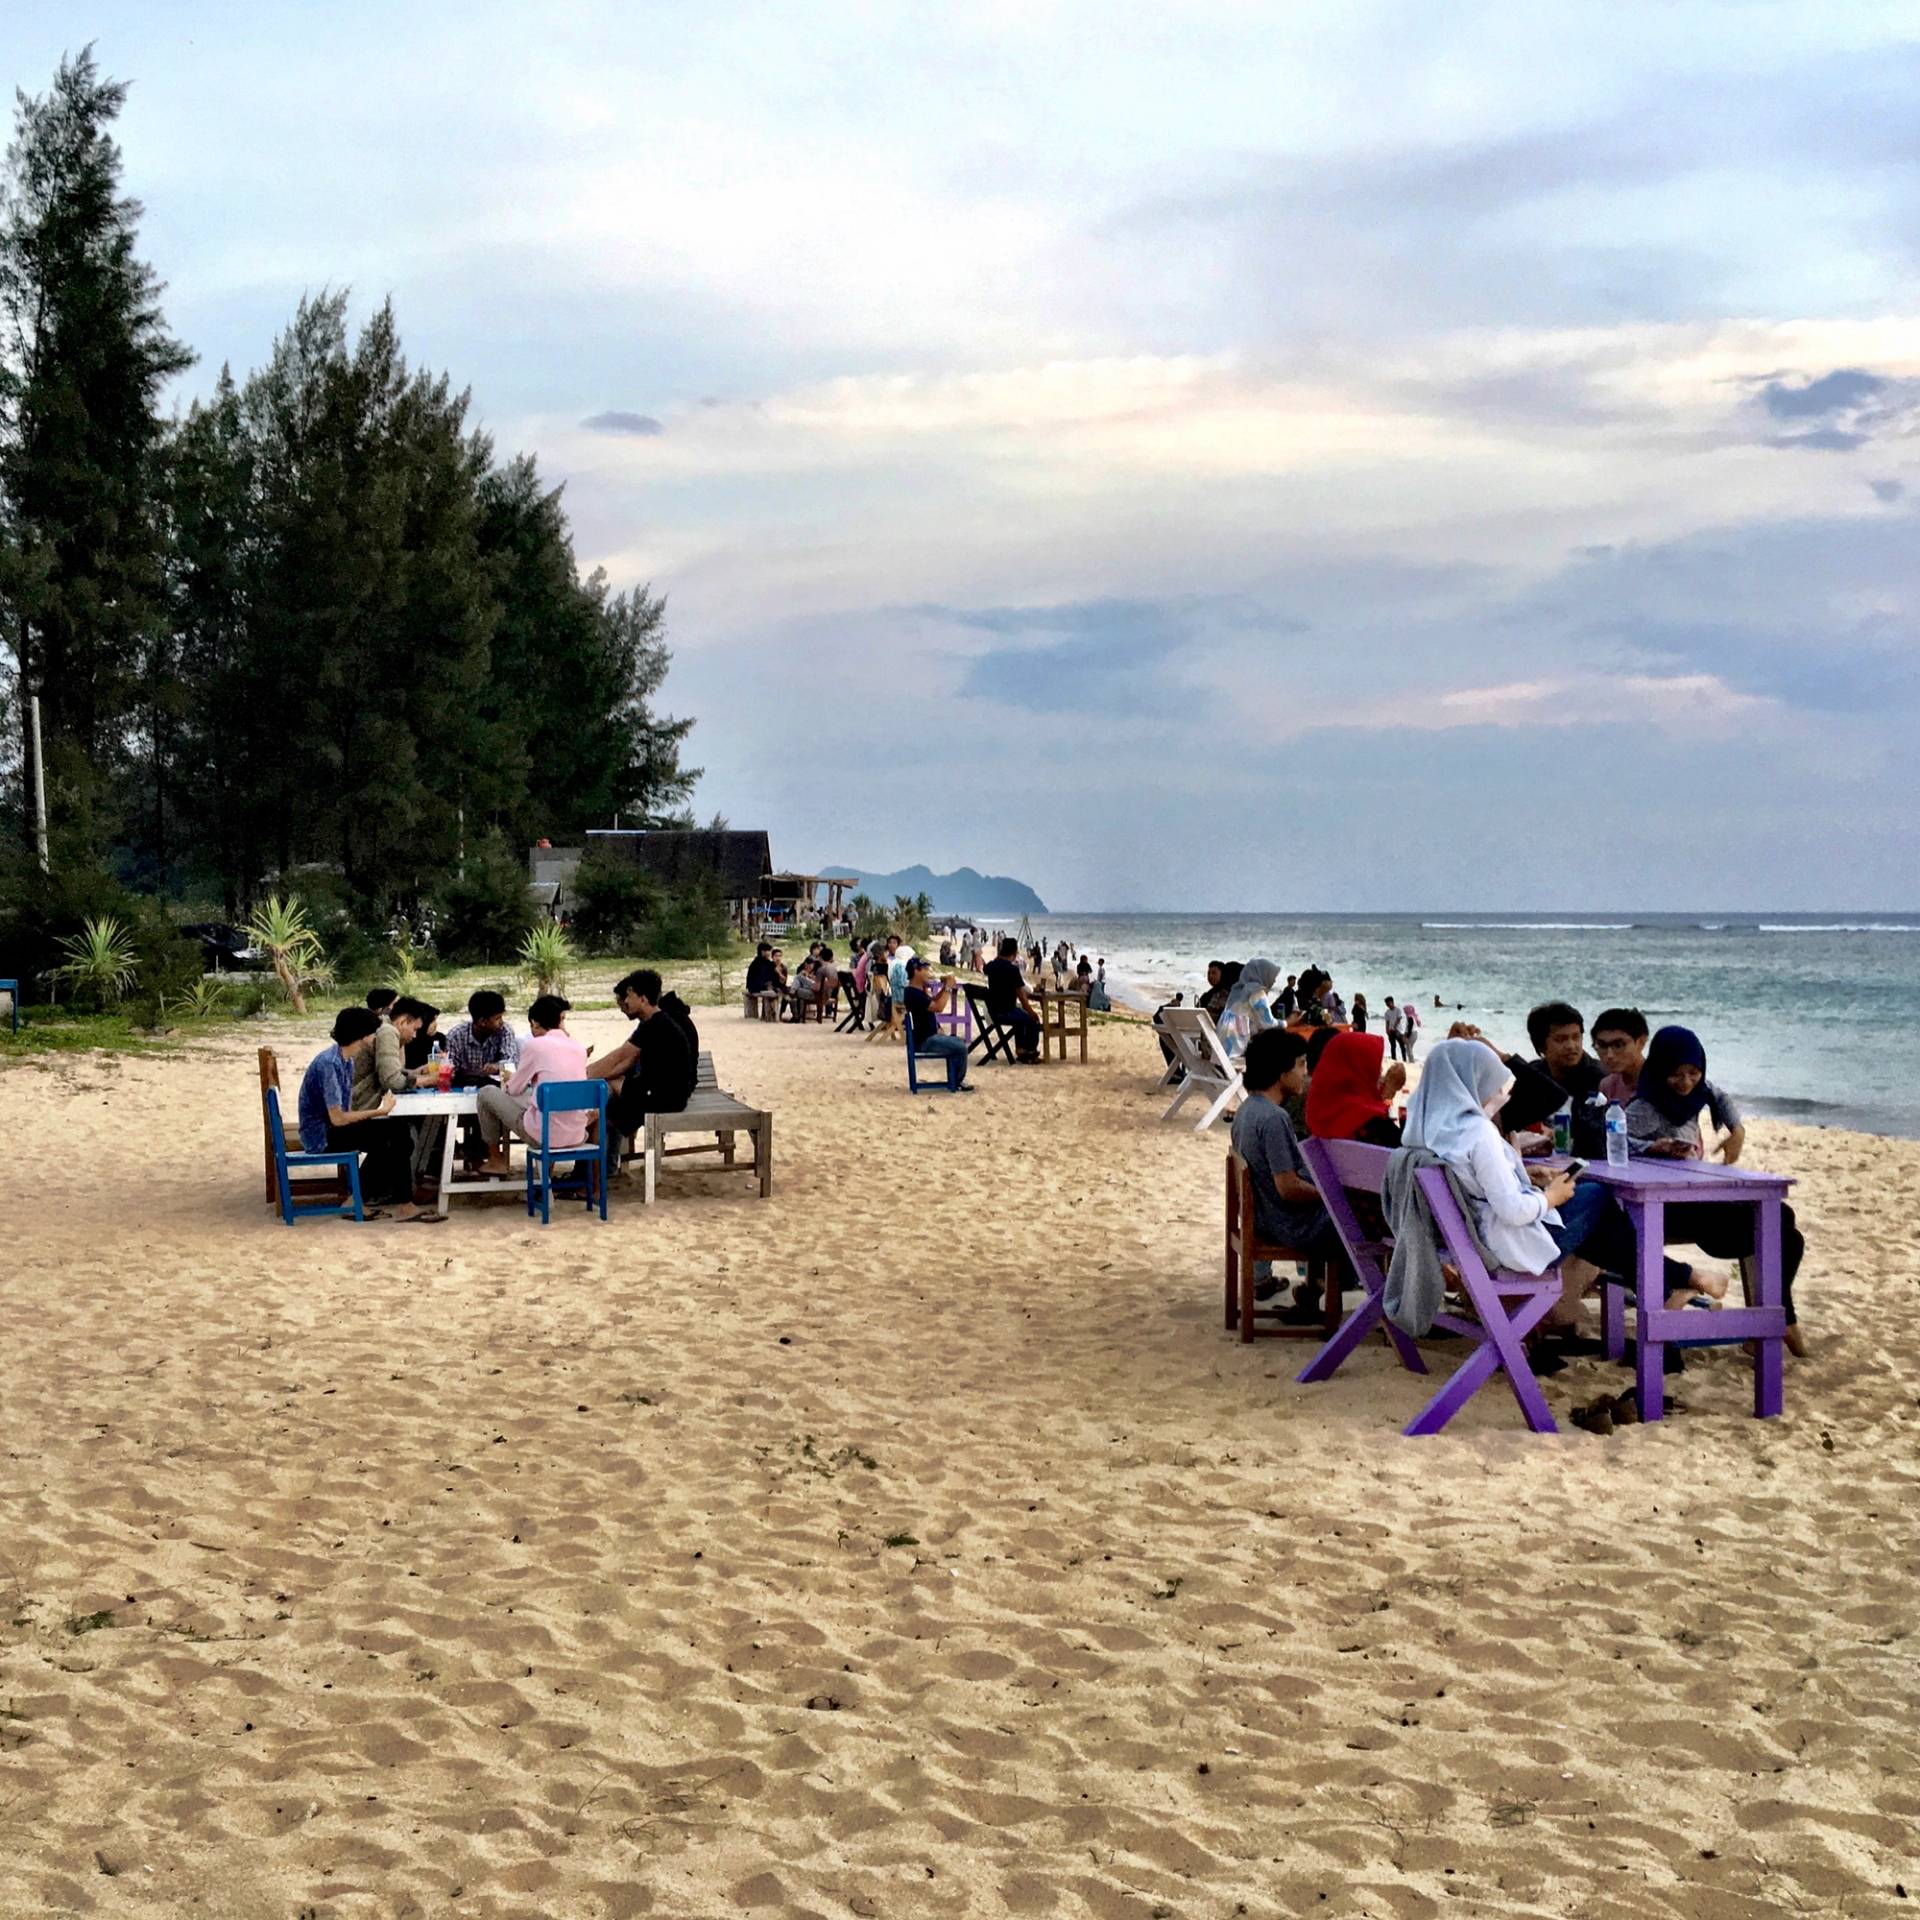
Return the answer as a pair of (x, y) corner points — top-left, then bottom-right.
(962, 982), (1021, 1064)
(1295, 1137), (1559, 1435)
(263, 1086), (365, 1226)
(1225, 1150), (1337, 1342)
(834, 971), (867, 1032)
(1158, 1008), (1242, 1132)
(525, 1080), (611, 1224)
(258, 1048), (347, 1210)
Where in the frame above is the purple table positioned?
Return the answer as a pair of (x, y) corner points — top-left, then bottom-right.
(1572, 1156), (1792, 1422)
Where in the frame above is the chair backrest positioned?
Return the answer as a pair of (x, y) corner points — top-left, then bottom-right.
(1160, 1007), (1236, 1082)
(536, 1078), (608, 1114)
(1301, 1136), (1393, 1198)
(263, 1083), (289, 1157)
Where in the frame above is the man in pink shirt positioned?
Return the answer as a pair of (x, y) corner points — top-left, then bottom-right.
(478, 994), (591, 1173)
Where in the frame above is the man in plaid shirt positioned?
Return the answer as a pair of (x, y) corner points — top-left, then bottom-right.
(445, 989), (521, 1086)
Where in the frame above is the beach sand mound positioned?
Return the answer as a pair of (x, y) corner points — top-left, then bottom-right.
(1, 1014), (1916, 1917)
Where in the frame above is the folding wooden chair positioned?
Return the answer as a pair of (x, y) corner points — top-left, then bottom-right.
(1158, 1008), (1242, 1132)
(834, 971), (867, 1032)
(1296, 1139), (1429, 1383)
(1225, 1150), (1337, 1342)
(962, 982), (1020, 1064)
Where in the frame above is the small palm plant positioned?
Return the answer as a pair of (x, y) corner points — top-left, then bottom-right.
(519, 922), (575, 994)
(244, 894), (325, 1015)
(165, 976), (231, 1021)
(51, 916), (140, 1009)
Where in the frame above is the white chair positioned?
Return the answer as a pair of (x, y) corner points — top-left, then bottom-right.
(1157, 1007), (1244, 1133)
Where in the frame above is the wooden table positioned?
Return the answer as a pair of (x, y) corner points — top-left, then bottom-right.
(390, 1087), (522, 1217)
(1573, 1155), (1792, 1422)
(1034, 985), (1090, 1063)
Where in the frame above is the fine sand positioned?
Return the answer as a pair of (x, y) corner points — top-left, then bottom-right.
(2, 1011), (1918, 1919)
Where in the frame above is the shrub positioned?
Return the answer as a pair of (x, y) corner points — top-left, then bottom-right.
(648, 878), (732, 958)
(51, 916), (140, 1009)
(519, 922), (575, 993)
(436, 830), (537, 964)
(568, 847), (657, 954)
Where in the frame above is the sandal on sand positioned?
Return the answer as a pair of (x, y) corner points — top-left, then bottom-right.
(1572, 1396), (1615, 1435)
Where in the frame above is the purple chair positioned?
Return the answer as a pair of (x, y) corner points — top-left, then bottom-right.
(1295, 1138), (1560, 1436)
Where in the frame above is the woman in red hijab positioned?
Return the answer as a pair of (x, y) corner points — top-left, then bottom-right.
(1304, 1030), (1407, 1146)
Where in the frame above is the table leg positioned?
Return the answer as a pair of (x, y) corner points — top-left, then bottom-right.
(1754, 1197), (1784, 1419)
(438, 1114), (457, 1218)
(1633, 1198), (1665, 1421)
(1602, 1281), (1625, 1361)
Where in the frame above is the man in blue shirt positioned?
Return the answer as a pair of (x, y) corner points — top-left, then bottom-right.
(298, 1007), (436, 1221)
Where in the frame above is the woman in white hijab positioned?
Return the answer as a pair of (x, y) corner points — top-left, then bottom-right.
(1402, 1037), (1581, 1276)
(1215, 957), (1282, 1058)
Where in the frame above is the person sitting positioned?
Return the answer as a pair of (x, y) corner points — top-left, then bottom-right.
(1197, 961), (1230, 1021)
(298, 1007), (437, 1222)
(477, 993), (591, 1176)
(1627, 1026), (1803, 1351)
(1592, 1006), (1649, 1108)
(1276, 972), (1300, 1021)
(1402, 1039), (1630, 1316)
(1526, 1000), (1608, 1155)
(745, 941), (782, 1009)
(1087, 959), (1111, 1012)
(939, 938), (956, 967)
(446, 989), (520, 1087)
(984, 936), (1042, 1061)
(1285, 1023), (1343, 1134)
(365, 986), (398, 1019)
(353, 994), (434, 1109)
(786, 947), (837, 1019)
(903, 955), (971, 1089)
(1216, 958), (1282, 1056)
(1075, 952), (1094, 992)
(1293, 966), (1337, 1026)
(1304, 1030), (1407, 1146)
(1323, 985), (1348, 1024)
(586, 969), (696, 1155)
(1230, 1028), (1346, 1319)
(401, 1000), (443, 1075)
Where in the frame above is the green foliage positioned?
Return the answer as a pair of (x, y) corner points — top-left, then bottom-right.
(848, 892), (891, 941)
(519, 921), (575, 993)
(51, 915), (139, 1007)
(0, 49), (194, 860)
(435, 829), (536, 964)
(892, 892), (933, 946)
(568, 845), (657, 953)
(166, 976), (230, 1020)
(244, 892), (325, 1012)
(648, 877), (731, 959)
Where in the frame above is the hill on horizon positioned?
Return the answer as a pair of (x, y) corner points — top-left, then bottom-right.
(821, 863), (1048, 917)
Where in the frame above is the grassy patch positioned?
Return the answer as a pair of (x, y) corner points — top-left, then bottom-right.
(66, 1610), (116, 1635)
(882, 1532), (919, 1548)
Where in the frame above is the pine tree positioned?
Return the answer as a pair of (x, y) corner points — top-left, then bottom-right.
(0, 48), (192, 853)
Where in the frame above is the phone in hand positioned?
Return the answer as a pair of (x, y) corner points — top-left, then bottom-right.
(1562, 1158), (1587, 1179)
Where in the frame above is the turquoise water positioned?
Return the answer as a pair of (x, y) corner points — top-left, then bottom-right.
(1022, 912), (1920, 1139)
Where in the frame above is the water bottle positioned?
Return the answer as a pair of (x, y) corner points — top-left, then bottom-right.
(432, 1039), (452, 1094)
(1605, 1101), (1629, 1168)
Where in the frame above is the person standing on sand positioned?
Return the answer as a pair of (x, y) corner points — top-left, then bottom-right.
(1382, 996), (1404, 1060)
(1350, 993), (1369, 1034)
(1401, 996), (1421, 1059)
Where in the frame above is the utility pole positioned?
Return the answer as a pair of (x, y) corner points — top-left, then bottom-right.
(29, 694), (48, 872)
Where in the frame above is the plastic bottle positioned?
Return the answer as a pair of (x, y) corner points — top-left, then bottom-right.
(1605, 1100), (1629, 1168)
(432, 1039), (452, 1093)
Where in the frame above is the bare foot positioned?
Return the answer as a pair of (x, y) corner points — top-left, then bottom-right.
(1784, 1325), (1809, 1358)
(1693, 1269), (1729, 1301)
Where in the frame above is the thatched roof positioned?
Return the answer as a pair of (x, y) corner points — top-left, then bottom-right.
(582, 829), (772, 899)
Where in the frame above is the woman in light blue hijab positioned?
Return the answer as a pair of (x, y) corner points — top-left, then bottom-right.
(1216, 957), (1282, 1057)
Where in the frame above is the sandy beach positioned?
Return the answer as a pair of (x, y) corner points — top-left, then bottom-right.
(3, 1009), (1918, 1919)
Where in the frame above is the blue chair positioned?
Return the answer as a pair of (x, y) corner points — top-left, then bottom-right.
(525, 1080), (612, 1224)
(264, 1086), (365, 1226)
(0, 978), (17, 1034)
(905, 1034), (967, 1094)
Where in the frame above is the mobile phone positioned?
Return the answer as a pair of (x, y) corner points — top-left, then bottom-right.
(1562, 1158), (1587, 1179)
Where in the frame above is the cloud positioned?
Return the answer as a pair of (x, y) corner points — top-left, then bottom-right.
(1871, 478), (1905, 502)
(1759, 368), (1887, 419)
(1751, 365), (1920, 452)
(580, 410), (664, 436)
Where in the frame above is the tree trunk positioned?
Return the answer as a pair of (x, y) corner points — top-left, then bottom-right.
(272, 950), (307, 1016)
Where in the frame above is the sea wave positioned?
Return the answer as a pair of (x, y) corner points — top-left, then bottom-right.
(1755, 923), (1920, 934)
(1420, 921), (1636, 931)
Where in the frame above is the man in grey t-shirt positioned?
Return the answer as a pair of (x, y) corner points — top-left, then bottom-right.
(1230, 1028), (1345, 1316)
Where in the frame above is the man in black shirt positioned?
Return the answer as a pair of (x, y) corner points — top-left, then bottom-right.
(1526, 1000), (1608, 1156)
(904, 956), (971, 1090)
(983, 936), (1041, 1062)
(745, 942), (780, 995)
(587, 969), (696, 1146)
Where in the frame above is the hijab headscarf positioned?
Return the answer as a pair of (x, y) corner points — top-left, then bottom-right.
(1221, 957), (1280, 1019)
(1402, 1037), (1513, 1164)
(1635, 1025), (1711, 1123)
(1305, 1031), (1391, 1141)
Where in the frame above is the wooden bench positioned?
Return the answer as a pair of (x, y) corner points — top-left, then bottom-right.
(620, 1052), (771, 1204)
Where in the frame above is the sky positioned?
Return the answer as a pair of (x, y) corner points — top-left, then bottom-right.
(16, 1), (1920, 909)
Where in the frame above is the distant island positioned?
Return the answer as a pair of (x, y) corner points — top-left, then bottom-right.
(824, 863), (1049, 917)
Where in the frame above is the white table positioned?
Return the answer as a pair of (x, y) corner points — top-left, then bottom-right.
(390, 1087), (521, 1217)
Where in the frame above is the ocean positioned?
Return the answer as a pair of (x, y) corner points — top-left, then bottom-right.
(1015, 912), (1920, 1140)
